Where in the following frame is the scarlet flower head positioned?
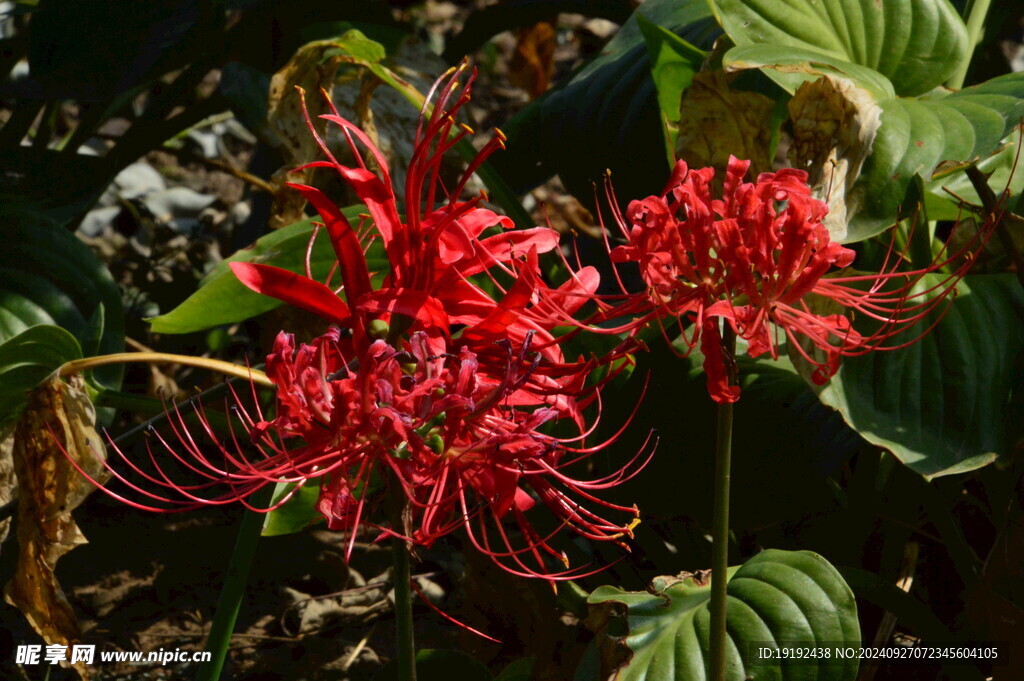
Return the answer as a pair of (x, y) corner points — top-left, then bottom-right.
(603, 156), (993, 403)
(76, 65), (648, 581)
(229, 63), (604, 410)
(92, 328), (646, 579)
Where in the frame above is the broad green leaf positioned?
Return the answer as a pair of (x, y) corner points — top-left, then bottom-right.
(261, 480), (323, 537)
(815, 274), (1024, 479)
(0, 220), (123, 390)
(493, 657), (534, 681)
(0, 325), (82, 425)
(712, 0), (968, 97)
(636, 13), (707, 164)
(855, 74), (1024, 238)
(149, 208), (380, 334)
(587, 549), (860, 681)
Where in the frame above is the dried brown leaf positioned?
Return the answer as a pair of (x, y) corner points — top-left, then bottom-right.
(4, 374), (110, 680)
(266, 41), (349, 229)
(787, 75), (882, 242)
(509, 21), (557, 99)
(0, 422), (15, 548)
(675, 70), (775, 186)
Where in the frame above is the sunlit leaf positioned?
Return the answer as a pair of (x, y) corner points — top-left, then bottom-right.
(712, 0), (968, 96)
(149, 208), (381, 334)
(261, 480), (323, 537)
(812, 274), (1024, 478)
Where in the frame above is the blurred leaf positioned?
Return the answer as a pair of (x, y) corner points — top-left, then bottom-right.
(813, 274), (1024, 478)
(149, 208), (379, 334)
(4, 374), (110, 681)
(839, 566), (986, 681)
(493, 657), (534, 681)
(496, 0), (720, 204)
(586, 549), (859, 680)
(635, 13), (706, 163)
(0, 326), (82, 427)
(0, 220), (123, 390)
(26, 0), (214, 100)
(712, 0), (968, 97)
(443, 0), (634, 62)
(261, 480), (323, 537)
(508, 21), (557, 99)
(378, 649), (492, 681)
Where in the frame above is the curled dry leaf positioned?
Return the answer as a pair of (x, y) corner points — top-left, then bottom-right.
(788, 75), (882, 242)
(4, 373), (110, 680)
(0, 422), (15, 547)
(675, 70), (775, 187)
(266, 40), (348, 228)
(509, 20), (557, 99)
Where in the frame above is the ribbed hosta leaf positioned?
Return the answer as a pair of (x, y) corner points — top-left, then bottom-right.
(712, 0), (968, 96)
(725, 46), (1024, 241)
(0, 221), (123, 389)
(586, 550), (860, 681)
(815, 274), (1024, 478)
(0, 325), (82, 426)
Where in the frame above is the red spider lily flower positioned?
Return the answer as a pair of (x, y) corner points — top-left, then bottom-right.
(229, 64), (604, 409)
(600, 155), (995, 403)
(82, 328), (648, 579)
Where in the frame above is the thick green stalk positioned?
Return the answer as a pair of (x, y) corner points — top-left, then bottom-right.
(392, 534), (417, 681)
(388, 479), (417, 681)
(196, 484), (273, 681)
(947, 0), (992, 89)
(709, 326), (737, 681)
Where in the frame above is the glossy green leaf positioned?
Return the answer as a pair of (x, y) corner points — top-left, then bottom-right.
(815, 274), (1024, 478)
(261, 480), (324, 537)
(587, 549), (860, 681)
(856, 74), (1024, 238)
(636, 13), (707, 164)
(712, 0), (968, 96)
(0, 325), (82, 426)
(0, 220), (123, 389)
(149, 207), (378, 334)
(924, 136), (1024, 222)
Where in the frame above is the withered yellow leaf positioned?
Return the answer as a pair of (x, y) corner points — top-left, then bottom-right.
(4, 373), (110, 680)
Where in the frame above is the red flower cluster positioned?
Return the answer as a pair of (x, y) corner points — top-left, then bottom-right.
(93, 65), (642, 578)
(602, 156), (993, 403)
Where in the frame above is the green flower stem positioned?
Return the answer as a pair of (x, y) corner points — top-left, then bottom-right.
(389, 483), (417, 681)
(948, 0), (992, 89)
(392, 534), (417, 681)
(197, 484), (273, 681)
(709, 325), (738, 681)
